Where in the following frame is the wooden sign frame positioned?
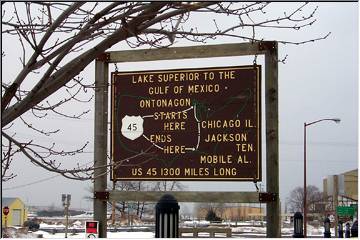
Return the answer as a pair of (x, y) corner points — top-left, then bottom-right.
(93, 42), (279, 237)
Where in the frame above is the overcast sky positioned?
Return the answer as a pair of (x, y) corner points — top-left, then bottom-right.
(2, 3), (358, 212)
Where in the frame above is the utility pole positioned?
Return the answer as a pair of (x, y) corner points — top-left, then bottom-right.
(259, 183), (264, 224)
(112, 181), (116, 225)
(62, 194), (71, 238)
(94, 56), (109, 238)
(304, 122), (307, 237)
(334, 175), (339, 238)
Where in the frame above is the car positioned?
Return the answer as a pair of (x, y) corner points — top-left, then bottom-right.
(24, 220), (40, 232)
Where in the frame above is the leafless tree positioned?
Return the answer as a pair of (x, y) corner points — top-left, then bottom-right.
(105, 180), (184, 220)
(196, 202), (228, 220)
(1, 2), (330, 181)
(287, 185), (323, 213)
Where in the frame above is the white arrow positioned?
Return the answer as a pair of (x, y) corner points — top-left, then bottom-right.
(185, 147), (196, 151)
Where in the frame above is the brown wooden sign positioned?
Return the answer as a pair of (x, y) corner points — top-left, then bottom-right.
(111, 65), (261, 181)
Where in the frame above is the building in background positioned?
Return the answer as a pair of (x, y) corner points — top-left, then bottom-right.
(341, 169), (358, 201)
(197, 205), (264, 221)
(323, 169), (358, 224)
(2, 197), (28, 227)
(323, 169), (358, 201)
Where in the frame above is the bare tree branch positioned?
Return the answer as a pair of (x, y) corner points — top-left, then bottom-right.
(2, 2), (329, 181)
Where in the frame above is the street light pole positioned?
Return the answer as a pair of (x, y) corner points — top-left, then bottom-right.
(304, 122), (307, 237)
(303, 118), (340, 237)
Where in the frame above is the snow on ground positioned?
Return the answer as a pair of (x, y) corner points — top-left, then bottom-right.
(182, 220), (210, 227)
(33, 231), (154, 238)
(232, 226), (266, 233)
(26, 226), (333, 239)
(40, 223), (66, 229)
(18, 221), (337, 238)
